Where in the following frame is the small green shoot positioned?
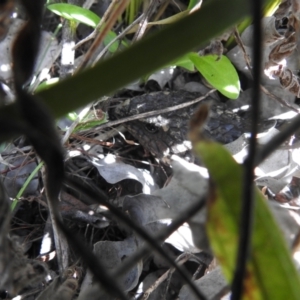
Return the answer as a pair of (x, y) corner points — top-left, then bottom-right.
(125, 0), (143, 25)
(73, 110), (107, 132)
(11, 162), (44, 211)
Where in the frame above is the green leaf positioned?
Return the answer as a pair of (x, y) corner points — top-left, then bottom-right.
(47, 3), (100, 28)
(104, 30), (119, 53)
(171, 53), (195, 71)
(47, 3), (119, 53)
(192, 138), (300, 299)
(189, 53), (240, 99)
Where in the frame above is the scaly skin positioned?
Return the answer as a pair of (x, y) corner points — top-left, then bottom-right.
(112, 90), (255, 158)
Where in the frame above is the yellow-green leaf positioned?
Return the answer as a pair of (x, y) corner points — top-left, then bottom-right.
(192, 138), (300, 299)
(171, 53), (195, 71)
(47, 3), (100, 28)
(189, 53), (240, 99)
(47, 3), (119, 52)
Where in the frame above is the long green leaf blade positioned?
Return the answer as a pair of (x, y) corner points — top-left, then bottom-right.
(192, 137), (300, 299)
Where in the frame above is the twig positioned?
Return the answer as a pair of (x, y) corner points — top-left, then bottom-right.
(141, 253), (192, 300)
(113, 199), (208, 300)
(152, 0), (172, 23)
(39, 160), (69, 273)
(256, 112), (300, 166)
(93, 14), (144, 63)
(132, 0), (161, 42)
(234, 28), (299, 113)
(260, 85), (299, 113)
(74, 0), (121, 50)
(82, 0), (95, 9)
(91, 89), (216, 132)
(192, 263), (203, 281)
(78, 0), (131, 70)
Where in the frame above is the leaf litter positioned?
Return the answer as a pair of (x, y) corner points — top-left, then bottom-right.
(1, 1), (300, 299)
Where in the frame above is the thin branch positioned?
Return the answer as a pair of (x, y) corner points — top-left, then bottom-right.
(74, 0), (120, 49)
(78, 0), (131, 70)
(141, 253), (192, 300)
(39, 161), (69, 273)
(132, 0), (161, 42)
(231, 0), (262, 299)
(255, 112), (300, 166)
(55, 218), (129, 300)
(89, 89), (216, 132)
(234, 28), (299, 113)
(93, 14), (144, 63)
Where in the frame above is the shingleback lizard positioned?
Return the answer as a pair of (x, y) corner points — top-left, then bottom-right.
(112, 90), (258, 158)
